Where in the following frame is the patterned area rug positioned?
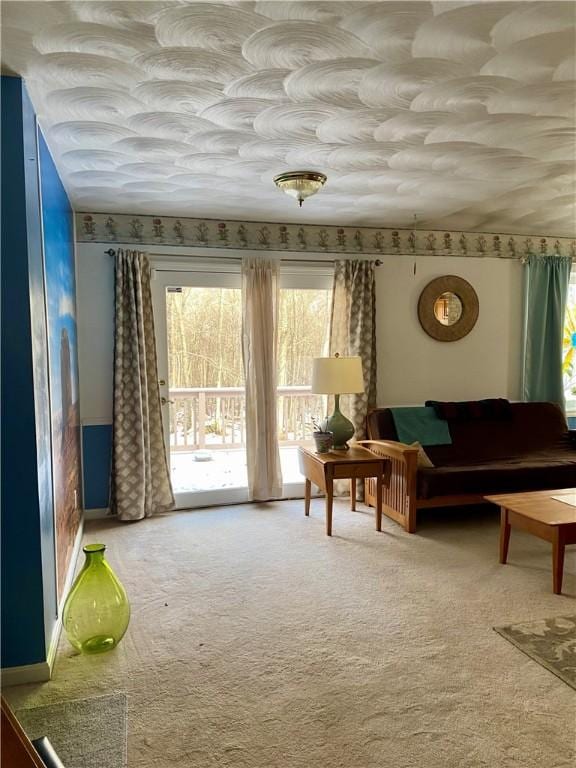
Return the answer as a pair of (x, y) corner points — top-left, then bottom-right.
(17, 693), (127, 768)
(494, 616), (576, 690)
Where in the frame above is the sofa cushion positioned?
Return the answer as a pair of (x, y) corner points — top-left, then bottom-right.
(425, 398), (513, 422)
(367, 408), (399, 442)
(417, 450), (576, 499)
(367, 401), (570, 465)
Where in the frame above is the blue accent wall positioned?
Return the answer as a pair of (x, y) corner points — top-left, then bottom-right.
(1, 76), (48, 667)
(82, 424), (113, 509)
(1, 77), (77, 670)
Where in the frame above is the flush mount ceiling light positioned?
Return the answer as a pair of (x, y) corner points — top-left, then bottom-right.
(273, 170), (327, 207)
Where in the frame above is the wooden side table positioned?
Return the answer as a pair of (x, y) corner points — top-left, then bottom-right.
(486, 489), (576, 594)
(297, 446), (389, 536)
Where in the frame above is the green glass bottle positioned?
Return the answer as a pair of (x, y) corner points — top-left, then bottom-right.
(63, 544), (130, 654)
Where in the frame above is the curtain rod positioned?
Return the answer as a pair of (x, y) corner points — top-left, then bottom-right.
(104, 249), (382, 266)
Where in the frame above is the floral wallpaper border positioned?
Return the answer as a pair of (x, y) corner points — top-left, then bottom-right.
(76, 212), (576, 260)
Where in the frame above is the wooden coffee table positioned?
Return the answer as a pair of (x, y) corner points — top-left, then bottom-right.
(298, 446), (389, 536)
(485, 489), (576, 594)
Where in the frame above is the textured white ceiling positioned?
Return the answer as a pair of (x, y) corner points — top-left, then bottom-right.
(2, 0), (575, 235)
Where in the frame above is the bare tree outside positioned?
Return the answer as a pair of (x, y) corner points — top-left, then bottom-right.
(277, 289), (331, 440)
(167, 287), (243, 389)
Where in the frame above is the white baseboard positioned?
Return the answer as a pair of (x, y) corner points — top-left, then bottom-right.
(84, 507), (112, 520)
(1, 661), (52, 686)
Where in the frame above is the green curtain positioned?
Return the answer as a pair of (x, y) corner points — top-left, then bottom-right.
(522, 254), (572, 409)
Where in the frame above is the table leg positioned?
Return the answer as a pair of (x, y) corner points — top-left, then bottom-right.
(304, 479), (311, 517)
(350, 478), (356, 511)
(325, 476), (333, 536)
(499, 507), (511, 564)
(552, 528), (565, 595)
(375, 474), (383, 532)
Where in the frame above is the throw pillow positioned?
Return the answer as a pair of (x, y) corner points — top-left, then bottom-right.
(410, 441), (434, 468)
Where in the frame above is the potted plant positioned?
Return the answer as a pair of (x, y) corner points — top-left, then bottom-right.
(311, 417), (333, 454)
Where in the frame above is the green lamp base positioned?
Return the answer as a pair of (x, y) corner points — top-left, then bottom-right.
(325, 394), (355, 450)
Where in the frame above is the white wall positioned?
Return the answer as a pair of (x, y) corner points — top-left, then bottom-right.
(76, 243), (115, 421)
(375, 255), (523, 405)
(75, 243), (524, 422)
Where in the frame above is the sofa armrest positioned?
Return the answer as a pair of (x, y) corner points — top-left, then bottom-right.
(357, 440), (419, 533)
(357, 439), (419, 463)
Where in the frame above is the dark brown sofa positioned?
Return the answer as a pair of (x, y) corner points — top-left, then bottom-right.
(361, 401), (576, 533)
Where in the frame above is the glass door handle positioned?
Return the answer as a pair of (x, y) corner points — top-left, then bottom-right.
(161, 397), (174, 406)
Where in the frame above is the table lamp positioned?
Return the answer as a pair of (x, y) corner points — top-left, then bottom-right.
(311, 354), (364, 450)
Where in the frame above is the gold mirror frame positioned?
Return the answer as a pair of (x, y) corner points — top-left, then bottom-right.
(417, 275), (479, 342)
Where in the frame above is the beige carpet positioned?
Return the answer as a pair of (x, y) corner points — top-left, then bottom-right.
(6, 501), (576, 767)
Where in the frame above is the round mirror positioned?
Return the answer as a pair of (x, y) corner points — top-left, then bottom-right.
(433, 292), (463, 326)
(418, 275), (479, 342)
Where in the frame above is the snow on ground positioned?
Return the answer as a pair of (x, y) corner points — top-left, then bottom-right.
(170, 446), (305, 493)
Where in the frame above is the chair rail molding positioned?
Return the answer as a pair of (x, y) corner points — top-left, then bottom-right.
(76, 213), (576, 260)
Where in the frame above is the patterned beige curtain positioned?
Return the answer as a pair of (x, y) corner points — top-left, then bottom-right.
(329, 259), (378, 442)
(111, 249), (174, 521)
(242, 257), (283, 500)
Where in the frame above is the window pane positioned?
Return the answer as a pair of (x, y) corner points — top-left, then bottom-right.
(166, 287), (243, 389)
(277, 288), (331, 444)
(165, 286), (247, 494)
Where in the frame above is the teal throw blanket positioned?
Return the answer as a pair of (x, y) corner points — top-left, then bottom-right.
(390, 406), (452, 446)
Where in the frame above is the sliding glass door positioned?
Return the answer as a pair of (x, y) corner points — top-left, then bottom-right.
(277, 275), (332, 495)
(152, 261), (332, 509)
(153, 268), (249, 509)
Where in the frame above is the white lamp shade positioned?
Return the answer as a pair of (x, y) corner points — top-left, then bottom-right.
(311, 356), (364, 395)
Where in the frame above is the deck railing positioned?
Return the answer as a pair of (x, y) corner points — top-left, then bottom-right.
(168, 386), (323, 451)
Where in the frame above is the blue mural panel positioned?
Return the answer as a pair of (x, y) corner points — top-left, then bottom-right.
(38, 129), (82, 599)
(23, 90), (58, 641)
